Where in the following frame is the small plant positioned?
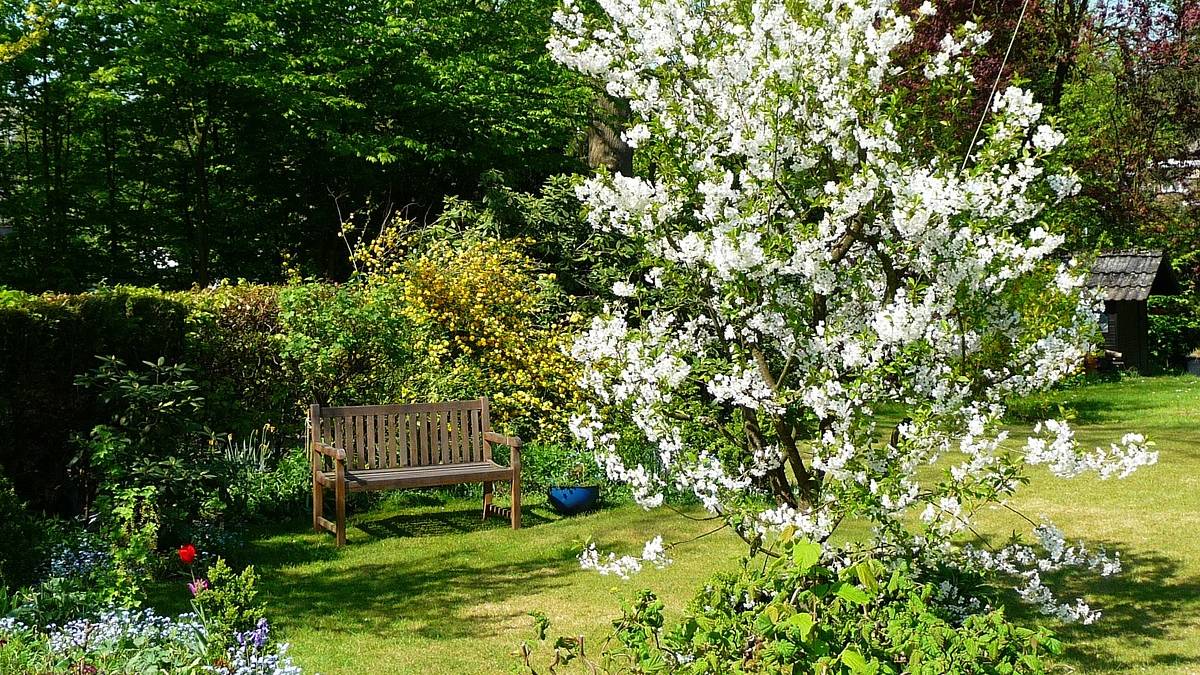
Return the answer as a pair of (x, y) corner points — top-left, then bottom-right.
(521, 442), (605, 492)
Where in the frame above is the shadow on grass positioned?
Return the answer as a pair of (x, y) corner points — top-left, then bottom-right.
(355, 507), (556, 539)
(1005, 542), (1200, 673)
(243, 530), (583, 642)
(1061, 395), (1145, 425)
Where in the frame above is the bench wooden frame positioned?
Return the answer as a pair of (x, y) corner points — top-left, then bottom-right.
(309, 397), (522, 546)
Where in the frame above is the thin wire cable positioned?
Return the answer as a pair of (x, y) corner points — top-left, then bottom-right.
(960, 0), (1034, 174)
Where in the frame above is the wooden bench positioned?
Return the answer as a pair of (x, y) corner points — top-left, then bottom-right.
(309, 398), (522, 546)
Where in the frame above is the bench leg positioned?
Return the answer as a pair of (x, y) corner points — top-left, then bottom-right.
(312, 475), (324, 533)
(510, 476), (521, 530)
(335, 475), (347, 547)
(482, 481), (494, 521)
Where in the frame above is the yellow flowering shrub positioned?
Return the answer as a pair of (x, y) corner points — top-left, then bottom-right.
(342, 224), (581, 440)
(398, 238), (581, 439)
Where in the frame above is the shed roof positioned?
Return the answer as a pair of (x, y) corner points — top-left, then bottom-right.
(1084, 249), (1180, 302)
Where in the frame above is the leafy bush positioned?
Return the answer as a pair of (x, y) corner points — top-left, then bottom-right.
(191, 558), (266, 653)
(1148, 294), (1200, 371)
(277, 280), (419, 407)
(1, 235), (584, 520)
(398, 237), (581, 439)
(520, 442), (608, 493)
(180, 283), (300, 442)
(74, 356), (218, 539)
(281, 234), (581, 440)
(218, 443), (311, 523)
(524, 538), (1061, 674)
(0, 472), (49, 591)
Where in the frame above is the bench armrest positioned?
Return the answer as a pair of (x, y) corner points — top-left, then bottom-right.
(313, 441), (346, 462)
(484, 431), (523, 450)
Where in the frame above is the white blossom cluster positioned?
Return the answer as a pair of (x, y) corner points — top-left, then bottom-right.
(579, 536), (672, 579)
(1025, 420), (1158, 479)
(934, 580), (989, 621)
(924, 21), (992, 80)
(963, 522), (1121, 624)
(551, 0), (1153, 624)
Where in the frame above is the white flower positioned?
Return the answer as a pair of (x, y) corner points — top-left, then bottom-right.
(612, 280), (636, 297)
(1031, 124), (1065, 152)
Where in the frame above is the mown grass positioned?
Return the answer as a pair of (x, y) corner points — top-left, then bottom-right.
(187, 375), (1199, 674)
(234, 499), (745, 674)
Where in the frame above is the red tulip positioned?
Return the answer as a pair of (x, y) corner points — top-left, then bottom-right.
(178, 544), (197, 565)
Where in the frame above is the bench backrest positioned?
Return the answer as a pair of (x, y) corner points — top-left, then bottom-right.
(309, 398), (493, 470)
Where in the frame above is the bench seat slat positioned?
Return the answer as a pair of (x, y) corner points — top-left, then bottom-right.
(323, 461), (513, 491)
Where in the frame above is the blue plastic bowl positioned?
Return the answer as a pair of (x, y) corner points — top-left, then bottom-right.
(548, 486), (600, 515)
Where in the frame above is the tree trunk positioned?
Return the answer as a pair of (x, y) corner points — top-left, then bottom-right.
(586, 92), (633, 177)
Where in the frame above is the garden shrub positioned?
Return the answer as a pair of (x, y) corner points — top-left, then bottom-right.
(281, 234), (582, 440)
(217, 443), (311, 523)
(1, 235), (586, 521)
(191, 558), (266, 651)
(520, 442), (608, 493)
(398, 237), (581, 439)
(446, 174), (642, 301)
(1148, 294), (1200, 371)
(74, 356), (217, 539)
(180, 283), (301, 444)
(523, 538), (1061, 674)
(0, 471), (49, 591)
(277, 280), (419, 407)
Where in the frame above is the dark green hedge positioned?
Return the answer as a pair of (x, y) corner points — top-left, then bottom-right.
(0, 285), (304, 514)
(0, 287), (189, 512)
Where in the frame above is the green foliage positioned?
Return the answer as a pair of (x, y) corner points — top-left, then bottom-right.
(218, 444), (312, 523)
(520, 442), (607, 493)
(179, 284), (300, 441)
(192, 558), (265, 653)
(281, 234), (581, 439)
(96, 486), (162, 606)
(0, 472), (49, 591)
(550, 541), (1063, 674)
(6, 576), (111, 630)
(74, 356), (217, 538)
(1148, 295), (1200, 372)
(277, 280), (418, 406)
(0, 0), (590, 291)
(445, 174), (640, 300)
(0, 286), (188, 513)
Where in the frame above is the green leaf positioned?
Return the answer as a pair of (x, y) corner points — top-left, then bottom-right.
(791, 540), (821, 571)
(786, 612), (815, 641)
(834, 582), (870, 606)
(854, 562), (880, 595)
(841, 648), (871, 672)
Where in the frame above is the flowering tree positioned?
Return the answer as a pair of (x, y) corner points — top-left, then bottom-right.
(550, 0), (1157, 623)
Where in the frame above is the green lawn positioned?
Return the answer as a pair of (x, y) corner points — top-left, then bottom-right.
(220, 376), (1200, 674)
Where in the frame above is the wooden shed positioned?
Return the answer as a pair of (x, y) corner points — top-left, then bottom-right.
(1085, 249), (1180, 372)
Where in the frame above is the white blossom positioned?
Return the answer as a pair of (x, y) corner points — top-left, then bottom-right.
(551, 0), (1151, 626)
